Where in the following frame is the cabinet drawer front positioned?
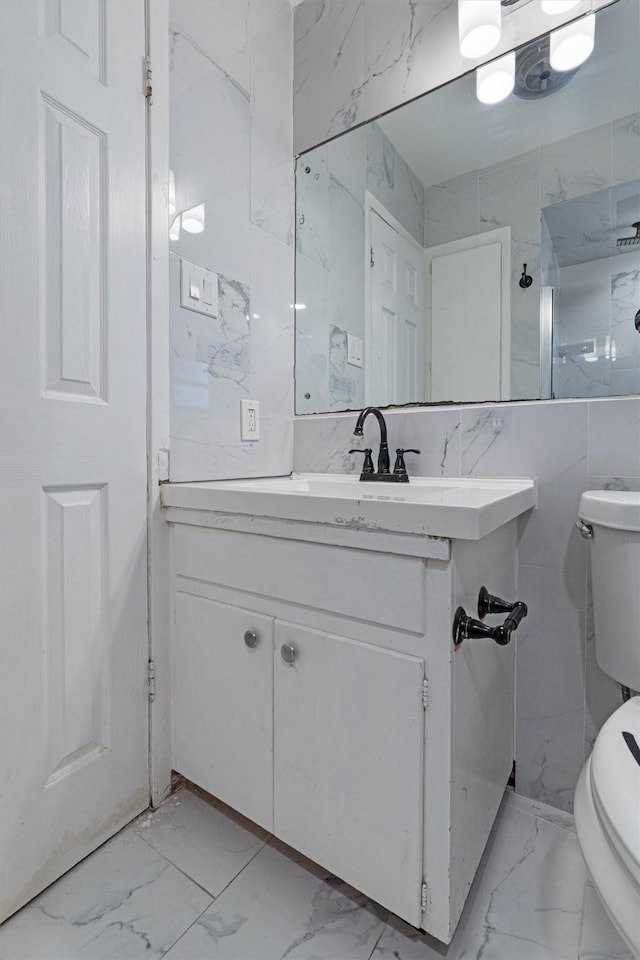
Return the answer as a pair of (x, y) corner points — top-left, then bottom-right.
(273, 622), (425, 927)
(175, 526), (425, 633)
(173, 593), (274, 832)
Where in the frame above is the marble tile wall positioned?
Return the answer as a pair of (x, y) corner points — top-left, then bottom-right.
(550, 252), (640, 398)
(293, 0), (611, 157)
(424, 115), (640, 401)
(296, 123), (424, 414)
(293, 396), (640, 811)
(169, 0), (294, 481)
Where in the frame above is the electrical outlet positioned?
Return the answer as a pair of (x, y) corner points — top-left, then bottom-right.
(240, 399), (260, 441)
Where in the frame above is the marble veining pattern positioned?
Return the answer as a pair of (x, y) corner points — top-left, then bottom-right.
(169, 0), (294, 482)
(295, 120), (423, 414)
(293, 0), (615, 156)
(0, 785), (629, 960)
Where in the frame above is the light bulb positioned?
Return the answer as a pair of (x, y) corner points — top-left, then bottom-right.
(476, 51), (515, 104)
(169, 213), (181, 241)
(458, 0), (501, 59)
(541, 0), (580, 14)
(550, 14), (595, 71)
(181, 203), (205, 234)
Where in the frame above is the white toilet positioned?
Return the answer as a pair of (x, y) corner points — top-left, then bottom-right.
(574, 490), (640, 959)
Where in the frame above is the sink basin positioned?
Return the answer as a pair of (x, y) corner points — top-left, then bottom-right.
(161, 473), (536, 540)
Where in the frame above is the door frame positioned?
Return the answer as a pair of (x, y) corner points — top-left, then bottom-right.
(425, 227), (511, 401)
(364, 191), (426, 406)
(146, 0), (173, 806)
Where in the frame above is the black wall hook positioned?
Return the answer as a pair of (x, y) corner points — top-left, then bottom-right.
(519, 264), (533, 289)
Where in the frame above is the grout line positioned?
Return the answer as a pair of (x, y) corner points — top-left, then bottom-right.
(134, 827), (221, 899)
(367, 923), (387, 960)
(135, 821), (271, 901)
(158, 895), (217, 959)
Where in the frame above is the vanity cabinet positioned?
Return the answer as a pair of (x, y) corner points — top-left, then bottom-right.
(165, 486), (531, 943)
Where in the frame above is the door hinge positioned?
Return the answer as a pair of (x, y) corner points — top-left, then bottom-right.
(422, 677), (429, 709)
(148, 660), (156, 702)
(144, 55), (153, 98)
(370, 246), (375, 268)
(421, 881), (429, 913)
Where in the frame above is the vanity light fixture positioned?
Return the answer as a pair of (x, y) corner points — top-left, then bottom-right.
(458, 0), (501, 59)
(549, 13), (595, 71)
(541, 0), (580, 14)
(181, 202), (205, 234)
(169, 213), (181, 241)
(476, 51), (515, 104)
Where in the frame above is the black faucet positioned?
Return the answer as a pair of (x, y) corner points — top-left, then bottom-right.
(351, 408), (420, 483)
(353, 407), (390, 474)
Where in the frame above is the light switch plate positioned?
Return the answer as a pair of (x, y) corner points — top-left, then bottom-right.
(180, 259), (218, 317)
(347, 333), (363, 367)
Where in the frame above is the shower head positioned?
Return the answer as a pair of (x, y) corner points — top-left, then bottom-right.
(617, 222), (640, 248)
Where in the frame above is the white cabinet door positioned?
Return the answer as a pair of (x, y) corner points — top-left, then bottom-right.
(274, 622), (425, 926)
(173, 594), (274, 831)
(0, 0), (148, 921)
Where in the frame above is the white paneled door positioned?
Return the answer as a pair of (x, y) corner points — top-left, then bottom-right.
(426, 228), (511, 403)
(0, 0), (149, 921)
(368, 205), (425, 406)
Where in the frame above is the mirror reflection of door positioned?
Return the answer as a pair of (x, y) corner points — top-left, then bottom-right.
(367, 201), (425, 406)
(426, 228), (511, 403)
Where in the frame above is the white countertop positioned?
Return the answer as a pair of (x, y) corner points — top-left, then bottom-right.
(161, 473), (537, 541)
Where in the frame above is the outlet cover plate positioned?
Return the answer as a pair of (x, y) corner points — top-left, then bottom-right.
(240, 399), (260, 441)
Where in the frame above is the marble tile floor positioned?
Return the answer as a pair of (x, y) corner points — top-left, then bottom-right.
(0, 785), (631, 960)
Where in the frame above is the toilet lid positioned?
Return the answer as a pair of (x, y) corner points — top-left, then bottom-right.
(590, 697), (640, 883)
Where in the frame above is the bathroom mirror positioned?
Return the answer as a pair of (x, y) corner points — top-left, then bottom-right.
(294, 0), (640, 414)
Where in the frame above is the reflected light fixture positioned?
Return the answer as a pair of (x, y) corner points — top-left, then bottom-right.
(541, 0), (580, 14)
(168, 169), (176, 216)
(181, 203), (205, 234)
(476, 51), (515, 104)
(550, 13), (595, 71)
(458, 0), (501, 59)
(169, 213), (181, 241)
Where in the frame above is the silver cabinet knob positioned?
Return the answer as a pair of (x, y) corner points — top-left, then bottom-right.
(280, 643), (296, 664)
(244, 630), (258, 649)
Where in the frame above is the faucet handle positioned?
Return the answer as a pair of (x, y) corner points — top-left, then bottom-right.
(349, 448), (374, 474)
(393, 448), (421, 475)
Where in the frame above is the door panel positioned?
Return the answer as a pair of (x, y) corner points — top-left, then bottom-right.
(427, 228), (511, 403)
(0, 0), (148, 922)
(274, 622), (425, 927)
(173, 594), (274, 832)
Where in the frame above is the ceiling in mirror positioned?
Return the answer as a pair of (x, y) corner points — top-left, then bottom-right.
(294, 0), (640, 415)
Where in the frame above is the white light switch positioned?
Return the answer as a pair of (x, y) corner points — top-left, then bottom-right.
(347, 334), (363, 367)
(180, 259), (218, 317)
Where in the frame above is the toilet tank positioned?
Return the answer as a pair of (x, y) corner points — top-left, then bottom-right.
(579, 491), (640, 690)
